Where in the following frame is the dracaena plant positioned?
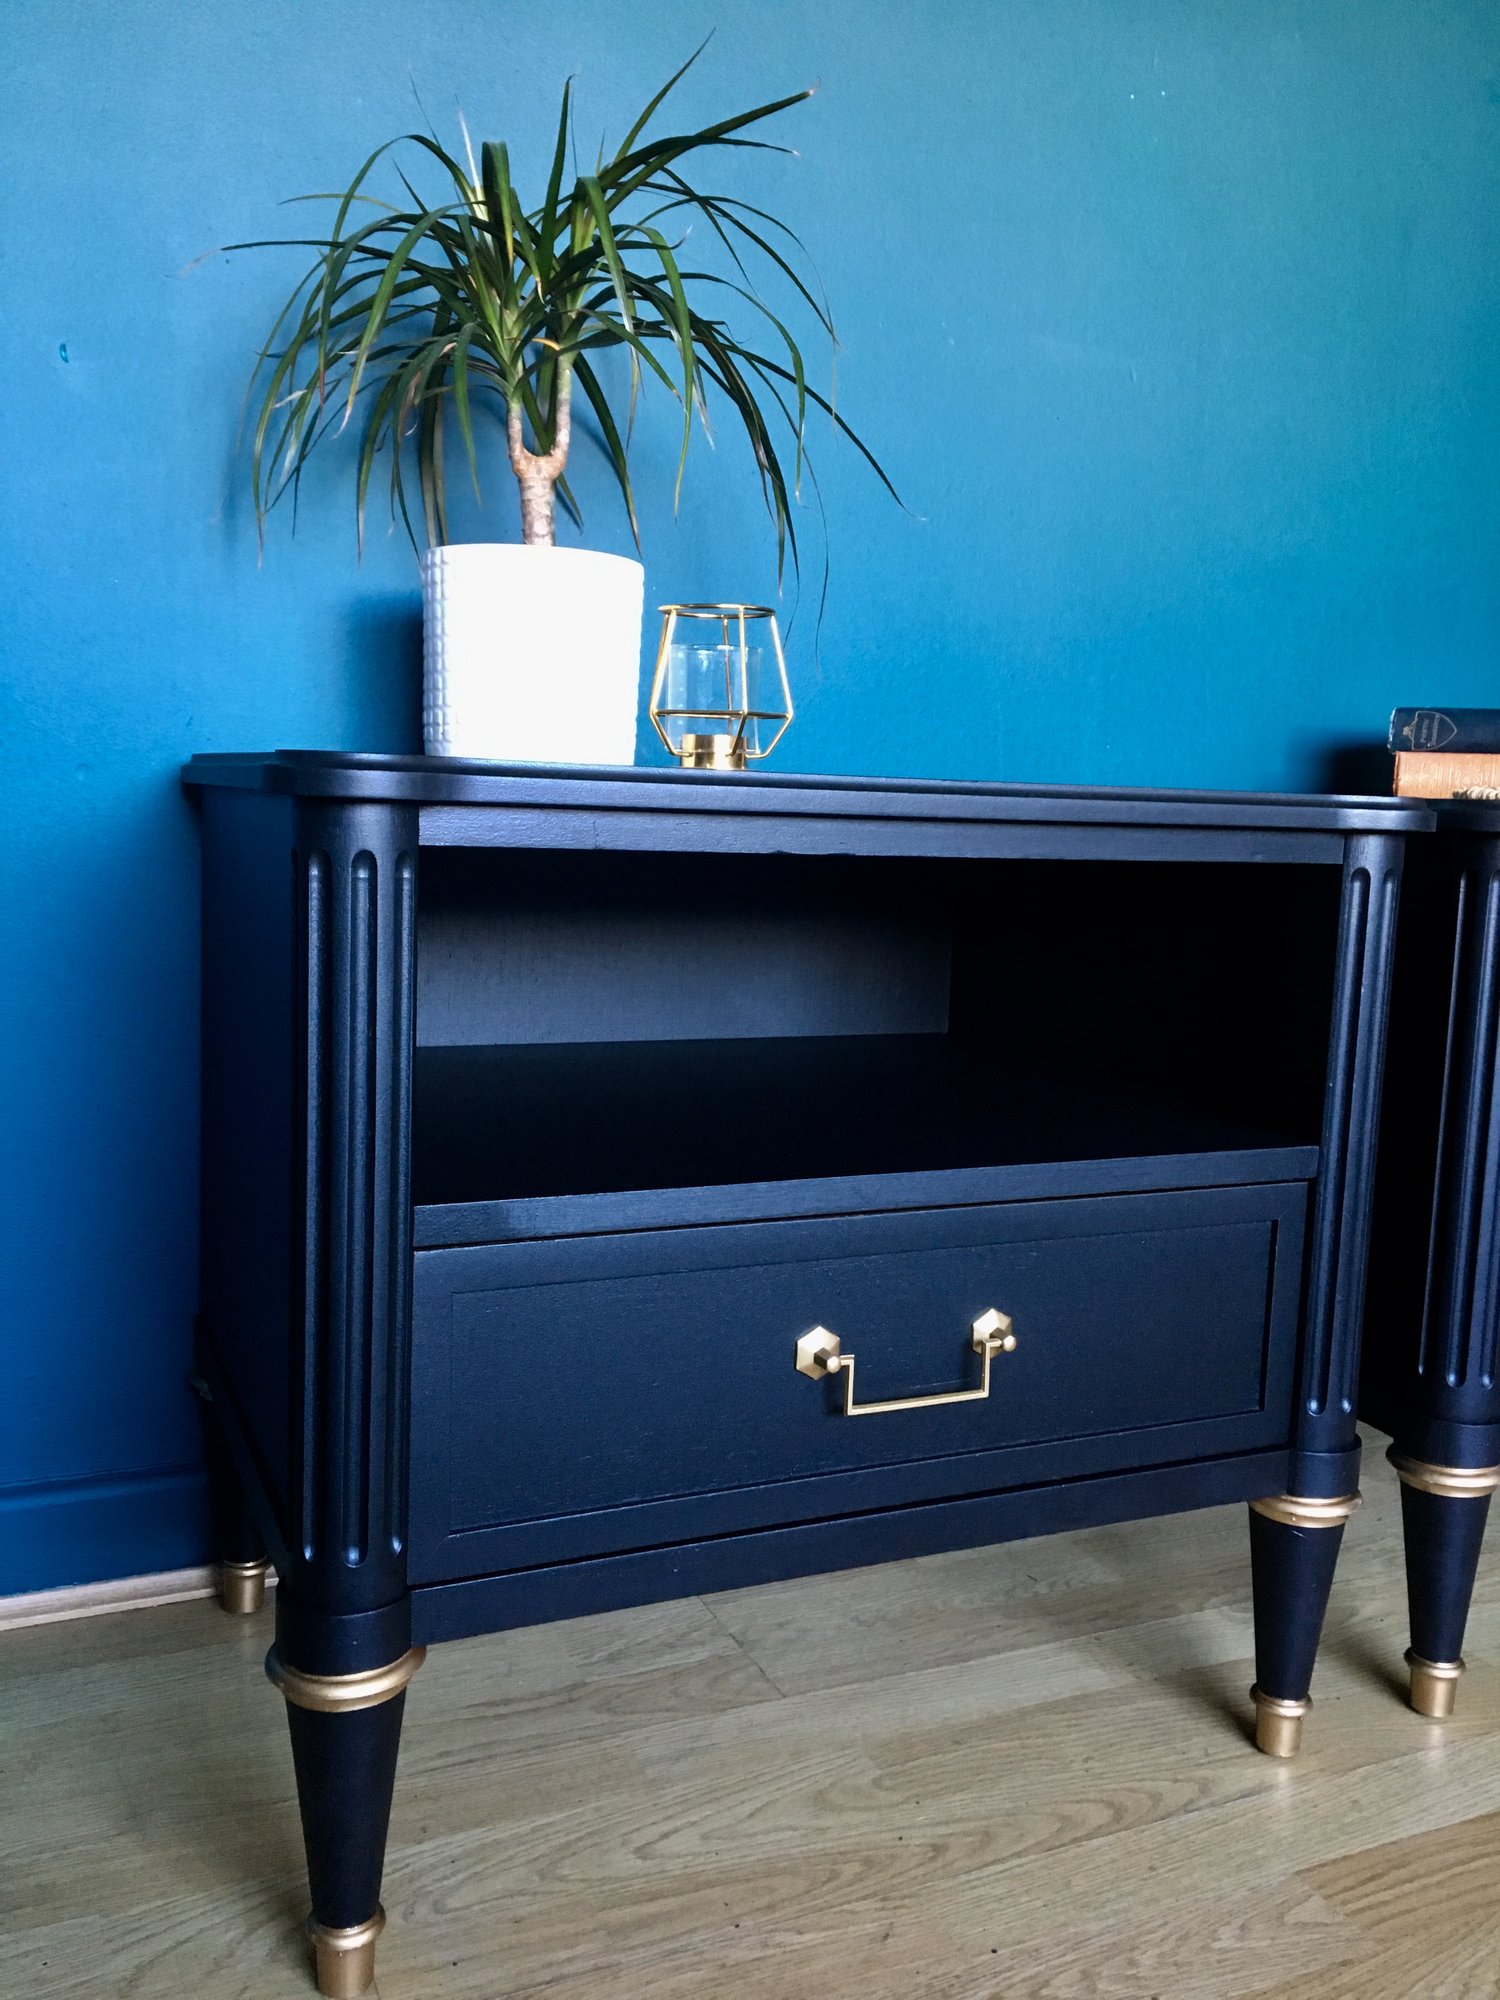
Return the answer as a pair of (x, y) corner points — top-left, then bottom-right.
(241, 48), (896, 574)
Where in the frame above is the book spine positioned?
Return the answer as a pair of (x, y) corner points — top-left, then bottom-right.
(1389, 708), (1500, 753)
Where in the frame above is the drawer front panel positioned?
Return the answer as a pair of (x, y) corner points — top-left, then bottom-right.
(410, 1183), (1305, 1580)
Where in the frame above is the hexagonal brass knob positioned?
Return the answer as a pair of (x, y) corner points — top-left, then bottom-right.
(971, 1308), (1017, 1355)
(795, 1327), (843, 1379)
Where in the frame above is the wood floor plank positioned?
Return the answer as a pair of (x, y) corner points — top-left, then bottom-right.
(359, 1675), (1499, 2000)
(700, 1473), (1420, 1701)
(0, 1597), (781, 1933)
(4, 1452), (1498, 2000)
(1235, 1808), (1500, 2000)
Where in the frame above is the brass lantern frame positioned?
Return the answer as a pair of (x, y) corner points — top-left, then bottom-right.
(649, 603), (793, 770)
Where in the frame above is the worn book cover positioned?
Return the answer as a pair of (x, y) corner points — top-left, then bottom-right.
(1389, 707), (1500, 753)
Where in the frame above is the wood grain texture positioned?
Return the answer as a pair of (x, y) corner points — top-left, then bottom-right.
(5, 1442), (1498, 2000)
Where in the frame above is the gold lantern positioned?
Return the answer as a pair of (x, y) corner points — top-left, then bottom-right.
(649, 603), (793, 770)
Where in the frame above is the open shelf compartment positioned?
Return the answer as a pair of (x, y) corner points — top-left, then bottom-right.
(412, 845), (1336, 1244)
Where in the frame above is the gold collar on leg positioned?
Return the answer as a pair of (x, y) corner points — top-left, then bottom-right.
(1250, 1491), (1361, 1529)
(266, 1646), (426, 1713)
(1386, 1450), (1500, 1499)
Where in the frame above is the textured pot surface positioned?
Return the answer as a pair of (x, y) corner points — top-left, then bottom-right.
(422, 544), (645, 764)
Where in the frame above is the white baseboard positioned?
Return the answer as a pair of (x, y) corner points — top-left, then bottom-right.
(0, 1564), (276, 1633)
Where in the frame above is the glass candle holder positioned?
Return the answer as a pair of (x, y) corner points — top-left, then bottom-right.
(649, 604), (793, 770)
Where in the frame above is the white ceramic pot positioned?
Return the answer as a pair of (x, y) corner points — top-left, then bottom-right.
(421, 543), (646, 764)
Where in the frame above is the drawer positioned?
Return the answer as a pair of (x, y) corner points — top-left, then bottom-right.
(409, 1182), (1306, 1581)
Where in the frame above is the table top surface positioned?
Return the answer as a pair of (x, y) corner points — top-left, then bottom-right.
(182, 751), (1435, 834)
(1431, 799), (1500, 830)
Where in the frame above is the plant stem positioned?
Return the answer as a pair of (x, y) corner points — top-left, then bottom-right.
(508, 371), (572, 547)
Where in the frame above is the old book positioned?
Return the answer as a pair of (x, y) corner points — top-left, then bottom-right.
(1392, 750), (1500, 798)
(1389, 708), (1500, 753)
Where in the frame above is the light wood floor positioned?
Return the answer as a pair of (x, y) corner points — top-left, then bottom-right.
(5, 1448), (1500, 2000)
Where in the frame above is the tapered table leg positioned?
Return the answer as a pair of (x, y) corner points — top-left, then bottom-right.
(1389, 1449), (1500, 1716)
(191, 1372), (270, 1615)
(267, 1635), (424, 1997)
(1247, 1492), (1361, 1755)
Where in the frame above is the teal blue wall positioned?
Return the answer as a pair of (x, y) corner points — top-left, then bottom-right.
(4, 1), (1499, 1591)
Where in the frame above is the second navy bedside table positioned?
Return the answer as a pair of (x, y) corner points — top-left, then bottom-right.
(1365, 799), (1500, 1719)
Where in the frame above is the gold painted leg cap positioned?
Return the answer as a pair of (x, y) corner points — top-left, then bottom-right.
(309, 1909), (384, 1999)
(1251, 1685), (1310, 1758)
(1406, 1650), (1463, 1719)
(216, 1560), (269, 1617)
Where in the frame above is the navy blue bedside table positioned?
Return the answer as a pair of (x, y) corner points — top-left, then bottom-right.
(1365, 800), (1500, 1721)
(183, 755), (1430, 1996)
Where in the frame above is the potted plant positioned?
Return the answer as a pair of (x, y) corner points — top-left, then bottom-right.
(240, 48), (895, 765)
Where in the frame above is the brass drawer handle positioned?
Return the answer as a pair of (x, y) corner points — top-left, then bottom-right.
(795, 1309), (1017, 1417)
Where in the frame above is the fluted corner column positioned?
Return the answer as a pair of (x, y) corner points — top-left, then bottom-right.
(1248, 834), (1401, 1757)
(274, 799), (420, 1996)
(1383, 832), (1500, 1719)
